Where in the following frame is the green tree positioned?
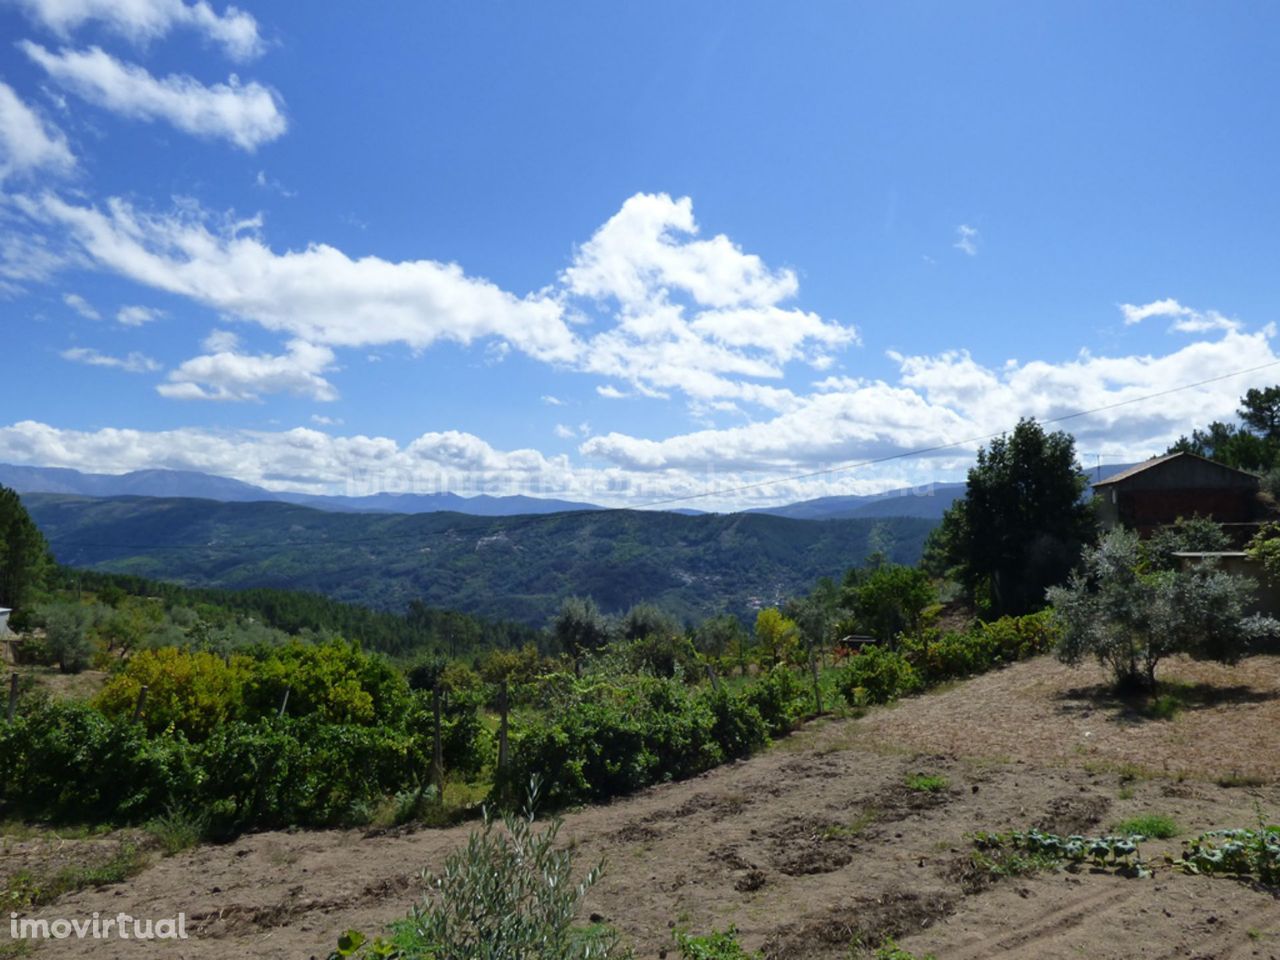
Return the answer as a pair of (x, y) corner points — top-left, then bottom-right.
(1239, 386), (1280, 441)
(552, 596), (612, 675)
(620, 602), (678, 642)
(693, 614), (745, 662)
(1165, 385), (1280, 471)
(39, 600), (94, 674)
(1168, 421), (1275, 472)
(753, 607), (798, 667)
(0, 485), (51, 628)
(925, 419), (1096, 617)
(842, 563), (934, 643)
(1049, 529), (1274, 692)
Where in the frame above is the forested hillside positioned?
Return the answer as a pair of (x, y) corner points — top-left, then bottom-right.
(22, 494), (935, 625)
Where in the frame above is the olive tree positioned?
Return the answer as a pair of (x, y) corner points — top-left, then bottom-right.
(1048, 529), (1275, 692)
(40, 600), (95, 674)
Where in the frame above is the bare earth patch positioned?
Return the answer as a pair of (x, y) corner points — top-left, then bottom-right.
(5, 655), (1280, 959)
(862, 654), (1280, 782)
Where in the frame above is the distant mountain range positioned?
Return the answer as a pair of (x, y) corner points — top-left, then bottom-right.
(0, 464), (600, 516)
(0, 460), (1139, 522)
(22, 493), (935, 625)
(749, 482), (969, 521)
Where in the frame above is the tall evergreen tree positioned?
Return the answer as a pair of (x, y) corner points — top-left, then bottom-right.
(0, 485), (51, 625)
(924, 420), (1096, 617)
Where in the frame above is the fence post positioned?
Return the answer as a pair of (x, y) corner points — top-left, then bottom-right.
(705, 661), (721, 694)
(808, 641), (823, 716)
(277, 686), (291, 718)
(7, 672), (18, 721)
(431, 682), (445, 804)
(497, 681), (510, 774)
(132, 684), (149, 722)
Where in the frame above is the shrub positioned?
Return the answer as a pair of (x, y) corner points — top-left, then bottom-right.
(39, 601), (95, 674)
(1050, 529), (1277, 692)
(742, 666), (809, 736)
(384, 789), (626, 959)
(837, 645), (922, 705)
(842, 563), (935, 643)
(676, 926), (760, 959)
(95, 647), (253, 739)
(496, 674), (773, 810)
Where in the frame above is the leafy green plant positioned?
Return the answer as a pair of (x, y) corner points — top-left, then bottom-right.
(675, 926), (760, 959)
(1172, 827), (1280, 885)
(972, 828), (1150, 878)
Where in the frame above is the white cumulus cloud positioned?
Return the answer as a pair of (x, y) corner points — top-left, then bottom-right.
(157, 339), (337, 402)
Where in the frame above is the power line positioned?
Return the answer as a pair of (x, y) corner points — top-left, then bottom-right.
(33, 355), (1280, 548)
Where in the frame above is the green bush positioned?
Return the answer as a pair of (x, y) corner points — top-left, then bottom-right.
(837, 645), (922, 705)
(676, 926), (760, 959)
(383, 793), (626, 959)
(0, 699), (425, 832)
(496, 674), (774, 810)
(95, 640), (415, 740)
(742, 666), (809, 736)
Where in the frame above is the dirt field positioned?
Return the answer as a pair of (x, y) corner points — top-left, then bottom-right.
(8, 655), (1280, 959)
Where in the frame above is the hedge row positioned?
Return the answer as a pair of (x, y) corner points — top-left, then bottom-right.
(838, 611), (1059, 706)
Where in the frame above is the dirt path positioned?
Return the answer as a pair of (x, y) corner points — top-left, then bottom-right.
(10, 656), (1280, 959)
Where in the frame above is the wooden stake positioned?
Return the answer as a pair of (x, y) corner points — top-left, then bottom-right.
(432, 682), (444, 804)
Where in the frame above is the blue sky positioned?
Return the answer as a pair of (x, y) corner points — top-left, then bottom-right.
(2, 1), (1280, 508)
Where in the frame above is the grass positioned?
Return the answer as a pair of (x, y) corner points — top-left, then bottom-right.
(145, 804), (208, 855)
(874, 939), (938, 960)
(2, 842), (148, 910)
(0, 820), (109, 841)
(1113, 814), (1179, 839)
(822, 807), (880, 840)
(905, 773), (949, 793)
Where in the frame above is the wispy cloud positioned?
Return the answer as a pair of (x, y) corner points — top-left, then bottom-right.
(0, 81), (75, 181)
(62, 292), (99, 319)
(22, 43), (287, 151)
(116, 304), (164, 326)
(12, 0), (264, 61)
(61, 346), (160, 372)
(953, 224), (979, 256)
(1118, 298), (1239, 333)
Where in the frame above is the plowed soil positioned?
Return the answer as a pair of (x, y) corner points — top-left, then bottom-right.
(8, 654), (1280, 959)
